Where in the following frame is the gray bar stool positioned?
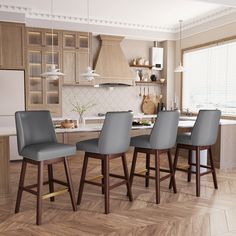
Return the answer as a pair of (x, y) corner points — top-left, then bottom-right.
(129, 110), (179, 204)
(15, 110), (77, 225)
(170, 109), (221, 197)
(76, 111), (133, 214)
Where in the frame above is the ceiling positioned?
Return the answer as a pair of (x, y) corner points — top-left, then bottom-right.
(0, 0), (236, 40)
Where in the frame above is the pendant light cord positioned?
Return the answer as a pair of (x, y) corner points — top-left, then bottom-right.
(51, 0), (54, 66)
(179, 20), (182, 52)
(87, 0), (90, 67)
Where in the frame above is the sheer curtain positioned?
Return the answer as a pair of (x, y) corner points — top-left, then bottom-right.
(183, 41), (236, 115)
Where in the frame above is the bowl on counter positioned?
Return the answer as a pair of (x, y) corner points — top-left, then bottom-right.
(61, 120), (74, 129)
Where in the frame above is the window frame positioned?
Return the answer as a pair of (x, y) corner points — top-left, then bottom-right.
(181, 35), (236, 119)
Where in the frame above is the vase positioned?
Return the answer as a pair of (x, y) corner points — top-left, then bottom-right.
(78, 113), (84, 125)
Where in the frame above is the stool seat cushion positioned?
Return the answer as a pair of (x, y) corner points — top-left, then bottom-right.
(130, 135), (151, 149)
(21, 142), (76, 161)
(76, 138), (99, 153)
(176, 132), (192, 145)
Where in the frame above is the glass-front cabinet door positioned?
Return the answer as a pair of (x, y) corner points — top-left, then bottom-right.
(28, 50), (43, 105)
(45, 50), (60, 106)
(27, 31), (42, 47)
(78, 32), (90, 52)
(63, 32), (76, 49)
(45, 31), (60, 49)
(26, 28), (62, 116)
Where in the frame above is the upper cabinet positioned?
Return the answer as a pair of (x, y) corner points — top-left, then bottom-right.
(25, 27), (92, 116)
(0, 22), (25, 69)
(26, 28), (62, 117)
(62, 31), (91, 85)
(28, 31), (42, 47)
(27, 28), (62, 48)
(63, 32), (76, 49)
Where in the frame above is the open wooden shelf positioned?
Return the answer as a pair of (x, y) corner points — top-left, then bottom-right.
(130, 65), (153, 69)
(135, 81), (166, 85)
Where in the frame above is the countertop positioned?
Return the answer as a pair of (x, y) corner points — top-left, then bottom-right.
(1, 118), (236, 137)
(52, 114), (157, 122)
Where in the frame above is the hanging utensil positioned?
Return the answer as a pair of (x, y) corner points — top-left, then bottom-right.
(143, 87), (146, 98)
(139, 86), (142, 97)
(147, 85), (150, 99)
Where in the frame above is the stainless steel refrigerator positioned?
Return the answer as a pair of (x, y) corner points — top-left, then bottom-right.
(0, 70), (25, 160)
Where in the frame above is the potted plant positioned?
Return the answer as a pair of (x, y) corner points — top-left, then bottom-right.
(71, 100), (96, 125)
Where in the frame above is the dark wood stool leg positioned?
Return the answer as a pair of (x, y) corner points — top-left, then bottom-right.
(36, 161), (44, 225)
(187, 150), (192, 182)
(145, 153), (150, 187)
(15, 158), (27, 213)
(154, 150), (160, 204)
(129, 148), (138, 188)
(48, 164), (54, 202)
(121, 153), (133, 202)
(209, 147), (218, 189)
(196, 147), (200, 197)
(77, 153), (89, 205)
(168, 150), (177, 193)
(101, 159), (105, 194)
(169, 145), (180, 189)
(64, 157), (77, 211)
(104, 155), (110, 214)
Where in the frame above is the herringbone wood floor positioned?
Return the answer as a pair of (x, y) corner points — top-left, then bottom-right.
(1, 151), (236, 236)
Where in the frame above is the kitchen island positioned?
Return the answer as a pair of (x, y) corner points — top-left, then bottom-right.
(1, 119), (236, 196)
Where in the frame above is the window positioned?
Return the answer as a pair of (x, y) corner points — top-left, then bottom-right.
(182, 40), (236, 116)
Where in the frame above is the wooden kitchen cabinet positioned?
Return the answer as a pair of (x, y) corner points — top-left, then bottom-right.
(27, 30), (42, 47)
(63, 50), (77, 84)
(77, 50), (92, 85)
(63, 32), (76, 49)
(0, 136), (10, 195)
(62, 31), (91, 85)
(26, 28), (62, 116)
(27, 28), (61, 48)
(0, 22), (25, 69)
(26, 27), (92, 116)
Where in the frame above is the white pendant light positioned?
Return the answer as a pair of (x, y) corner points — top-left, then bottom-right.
(81, 0), (100, 81)
(81, 66), (100, 81)
(40, 0), (65, 79)
(41, 64), (64, 79)
(174, 62), (185, 73)
(175, 20), (185, 73)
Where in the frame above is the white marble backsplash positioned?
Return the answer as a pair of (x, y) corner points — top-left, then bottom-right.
(62, 85), (161, 117)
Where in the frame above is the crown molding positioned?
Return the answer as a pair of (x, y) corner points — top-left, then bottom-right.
(1, 3), (236, 39)
(24, 6), (236, 33)
(27, 11), (176, 33)
(179, 6), (236, 31)
(0, 3), (31, 13)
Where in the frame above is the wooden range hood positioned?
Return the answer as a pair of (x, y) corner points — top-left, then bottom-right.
(94, 35), (134, 86)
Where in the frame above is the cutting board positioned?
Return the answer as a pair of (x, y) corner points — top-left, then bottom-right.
(141, 95), (157, 114)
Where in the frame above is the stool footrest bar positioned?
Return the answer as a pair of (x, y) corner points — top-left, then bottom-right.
(87, 175), (103, 182)
(84, 180), (102, 187)
(110, 173), (125, 179)
(22, 187), (37, 195)
(109, 180), (127, 190)
(53, 179), (68, 187)
(42, 188), (68, 200)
